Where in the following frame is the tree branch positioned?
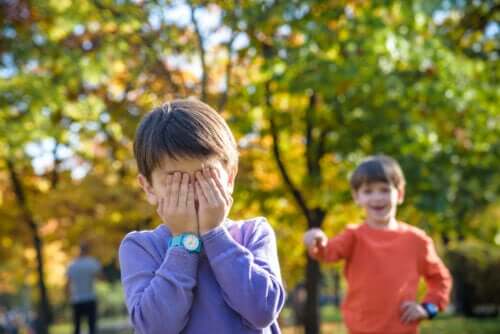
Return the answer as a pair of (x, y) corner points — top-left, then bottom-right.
(6, 157), (53, 332)
(51, 140), (61, 189)
(189, 1), (208, 101)
(265, 79), (311, 221)
(91, 0), (182, 95)
(305, 91), (317, 175)
(317, 127), (330, 161)
(218, 32), (235, 112)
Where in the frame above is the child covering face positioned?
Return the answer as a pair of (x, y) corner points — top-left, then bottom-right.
(119, 99), (285, 334)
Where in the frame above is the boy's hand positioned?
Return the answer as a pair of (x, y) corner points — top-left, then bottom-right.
(303, 228), (328, 260)
(157, 172), (197, 236)
(195, 167), (232, 235)
(400, 301), (428, 324)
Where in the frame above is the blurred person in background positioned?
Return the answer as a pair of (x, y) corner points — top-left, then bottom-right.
(66, 241), (101, 334)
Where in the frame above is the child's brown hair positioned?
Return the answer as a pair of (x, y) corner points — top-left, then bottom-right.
(350, 155), (405, 192)
(133, 99), (238, 182)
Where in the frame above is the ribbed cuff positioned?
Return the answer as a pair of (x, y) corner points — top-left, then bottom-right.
(157, 246), (199, 278)
(201, 225), (235, 259)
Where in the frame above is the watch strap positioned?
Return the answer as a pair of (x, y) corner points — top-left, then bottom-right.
(422, 302), (438, 319)
(168, 234), (202, 253)
(169, 235), (184, 248)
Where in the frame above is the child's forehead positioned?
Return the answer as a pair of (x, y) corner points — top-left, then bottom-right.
(358, 181), (392, 188)
(157, 155), (221, 174)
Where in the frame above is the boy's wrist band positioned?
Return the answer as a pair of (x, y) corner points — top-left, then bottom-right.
(421, 302), (438, 319)
(168, 233), (202, 253)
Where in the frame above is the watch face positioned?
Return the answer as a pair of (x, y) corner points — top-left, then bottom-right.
(428, 303), (438, 313)
(183, 235), (200, 251)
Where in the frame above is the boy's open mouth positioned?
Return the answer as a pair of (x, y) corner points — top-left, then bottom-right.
(370, 205), (387, 212)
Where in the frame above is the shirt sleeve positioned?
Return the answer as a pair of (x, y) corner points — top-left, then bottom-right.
(201, 218), (286, 330)
(320, 227), (356, 262)
(119, 233), (199, 334)
(66, 264), (72, 278)
(420, 235), (453, 310)
(92, 258), (101, 275)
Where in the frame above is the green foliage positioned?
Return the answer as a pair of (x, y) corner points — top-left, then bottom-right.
(0, 0), (498, 318)
(95, 282), (128, 318)
(282, 315), (500, 334)
(447, 240), (500, 313)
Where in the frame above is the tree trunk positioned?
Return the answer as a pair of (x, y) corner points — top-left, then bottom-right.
(304, 209), (326, 334)
(264, 50), (326, 333)
(6, 159), (52, 334)
(304, 254), (321, 334)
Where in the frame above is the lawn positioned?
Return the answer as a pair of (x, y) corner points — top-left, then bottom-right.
(282, 317), (500, 334)
(50, 306), (500, 334)
(281, 305), (500, 334)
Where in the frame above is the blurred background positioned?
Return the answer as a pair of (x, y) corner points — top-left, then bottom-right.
(0, 0), (498, 333)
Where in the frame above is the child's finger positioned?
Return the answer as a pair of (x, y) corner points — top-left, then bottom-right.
(156, 197), (165, 217)
(205, 167), (228, 206)
(209, 167), (231, 204)
(202, 167), (220, 201)
(196, 170), (215, 204)
(400, 304), (415, 324)
(170, 172), (182, 207)
(308, 246), (321, 259)
(178, 173), (189, 207)
(165, 174), (173, 207)
(400, 301), (413, 310)
(400, 301), (415, 312)
(187, 180), (195, 210)
(304, 229), (321, 246)
(307, 245), (316, 255)
(195, 180), (208, 204)
(314, 235), (327, 248)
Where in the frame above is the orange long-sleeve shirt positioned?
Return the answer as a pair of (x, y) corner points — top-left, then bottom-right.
(318, 222), (452, 334)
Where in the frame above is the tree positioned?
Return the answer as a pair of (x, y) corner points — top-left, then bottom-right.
(1, 1), (498, 334)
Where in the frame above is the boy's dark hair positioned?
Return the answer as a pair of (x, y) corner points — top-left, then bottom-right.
(133, 99), (238, 182)
(350, 155), (405, 191)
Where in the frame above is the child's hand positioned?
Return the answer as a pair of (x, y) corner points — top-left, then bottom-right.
(157, 172), (197, 236)
(195, 167), (233, 235)
(400, 301), (428, 324)
(303, 228), (328, 259)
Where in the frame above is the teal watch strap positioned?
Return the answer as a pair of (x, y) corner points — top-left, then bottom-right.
(168, 233), (202, 253)
(169, 235), (183, 248)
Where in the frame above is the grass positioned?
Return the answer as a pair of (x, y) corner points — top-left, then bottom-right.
(50, 307), (500, 334)
(283, 318), (500, 334)
(281, 305), (500, 334)
(51, 317), (132, 334)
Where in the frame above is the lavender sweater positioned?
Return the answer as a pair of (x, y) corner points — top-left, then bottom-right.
(118, 217), (285, 334)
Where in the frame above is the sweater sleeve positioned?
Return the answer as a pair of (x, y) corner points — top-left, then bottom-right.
(321, 227), (356, 262)
(119, 233), (199, 334)
(201, 218), (286, 330)
(420, 235), (453, 310)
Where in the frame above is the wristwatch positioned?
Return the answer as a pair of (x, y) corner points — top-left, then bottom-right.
(422, 302), (439, 319)
(168, 233), (202, 253)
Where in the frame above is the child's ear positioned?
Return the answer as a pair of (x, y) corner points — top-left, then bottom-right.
(397, 187), (405, 204)
(138, 174), (158, 205)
